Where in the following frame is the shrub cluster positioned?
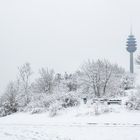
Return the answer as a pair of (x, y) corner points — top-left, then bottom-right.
(0, 60), (135, 117)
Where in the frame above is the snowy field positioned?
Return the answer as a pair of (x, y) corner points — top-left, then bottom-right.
(0, 106), (140, 140)
(0, 123), (140, 140)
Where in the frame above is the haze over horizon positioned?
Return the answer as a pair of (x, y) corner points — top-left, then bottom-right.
(0, 0), (140, 92)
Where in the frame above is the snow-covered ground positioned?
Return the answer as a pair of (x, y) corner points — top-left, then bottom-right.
(0, 105), (140, 140)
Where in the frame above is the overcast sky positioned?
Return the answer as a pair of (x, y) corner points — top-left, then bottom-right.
(0, 0), (140, 92)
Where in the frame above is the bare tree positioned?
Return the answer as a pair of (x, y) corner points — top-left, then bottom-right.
(64, 73), (78, 92)
(81, 60), (124, 97)
(34, 68), (55, 94)
(18, 63), (33, 105)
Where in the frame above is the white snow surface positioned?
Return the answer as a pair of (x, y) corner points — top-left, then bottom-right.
(0, 105), (140, 140)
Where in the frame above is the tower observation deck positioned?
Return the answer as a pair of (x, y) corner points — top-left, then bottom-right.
(126, 33), (137, 73)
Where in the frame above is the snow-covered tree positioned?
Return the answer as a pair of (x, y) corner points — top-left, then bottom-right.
(54, 73), (63, 91)
(63, 73), (78, 92)
(33, 68), (55, 94)
(18, 62), (33, 106)
(80, 59), (125, 97)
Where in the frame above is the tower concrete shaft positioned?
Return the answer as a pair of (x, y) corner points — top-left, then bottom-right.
(130, 52), (134, 73)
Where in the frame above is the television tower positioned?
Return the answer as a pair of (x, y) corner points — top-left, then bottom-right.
(126, 29), (137, 73)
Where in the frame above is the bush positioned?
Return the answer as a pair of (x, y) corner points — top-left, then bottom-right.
(49, 101), (62, 117)
(92, 101), (110, 115)
(121, 74), (135, 90)
(0, 106), (8, 117)
(61, 92), (80, 108)
(23, 93), (54, 113)
(126, 98), (140, 110)
(22, 92), (80, 115)
(49, 92), (80, 117)
(61, 97), (79, 108)
(125, 93), (140, 110)
(0, 101), (18, 117)
(0, 82), (20, 117)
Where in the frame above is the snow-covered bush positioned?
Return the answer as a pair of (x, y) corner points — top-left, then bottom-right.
(0, 101), (18, 117)
(49, 106), (57, 117)
(23, 93), (55, 113)
(61, 92), (80, 108)
(48, 92), (80, 117)
(22, 91), (80, 115)
(125, 95), (140, 110)
(121, 73), (135, 90)
(92, 101), (110, 115)
(0, 106), (7, 117)
(125, 89), (140, 110)
(0, 82), (19, 117)
(24, 103), (47, 114)
(49, 101), (62, 117)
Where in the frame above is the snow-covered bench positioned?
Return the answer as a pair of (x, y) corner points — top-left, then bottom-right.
(107, 99), (122, 105)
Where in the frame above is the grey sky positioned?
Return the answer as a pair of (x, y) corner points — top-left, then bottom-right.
(0, 0), (140, 92)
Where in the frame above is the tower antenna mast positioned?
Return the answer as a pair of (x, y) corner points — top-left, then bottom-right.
(130, 24), (133, 35)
